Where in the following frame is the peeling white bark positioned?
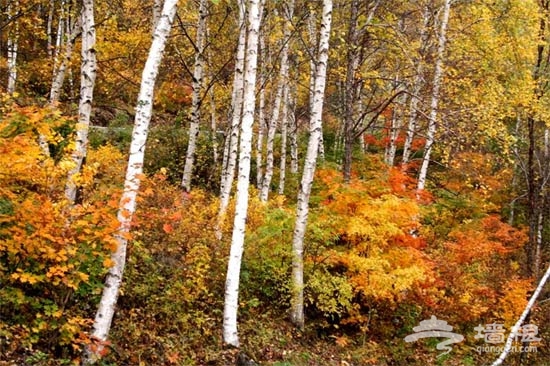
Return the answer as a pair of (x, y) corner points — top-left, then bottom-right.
(152, 0), (163, 34)
(223, 0), (261, 347)
(216, 0), (246, 240)
(256, 32), (268, 188)
(278, 83), (289, 194)
(65, 0), (97, 203)
(290, 0), (332, 329)
(82, 1), (179, 363)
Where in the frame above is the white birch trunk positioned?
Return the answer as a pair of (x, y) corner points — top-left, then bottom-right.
(289, 85), (299, 174)
(7, 1), (19, 95)
(82, 1), (179, 363)
(307, 4), (326, 161)
(256, 31), (269, 188)
(417, 0), (451, 192)
(223, 0), (261, 347)
(402, 3), (430, 166)
(152, 0), (163, 34)
(65, 0), (97, 203)
(384, 111), (401, 166)
(50, 2), (79, 105)
(221, 130), (231, 183)
(357, 96), (366, 153)
(307, 4), (317, 116)
(318, 129), (325, 160)
(181, 0), (208, 192)
(210, 87), (219, 166)
(290, 0), (332, 329)
(216, 0), (246, 240)
(491, 261), (550, 365)
(256, 84), (266, 186)
(535, 210), (543, 278)
(278, 83), (289, 195)
(260, 2), (294, 201)
(385, 77), (404, 166)
(47, 0), (55, 58)
(52, 0), (65, 74)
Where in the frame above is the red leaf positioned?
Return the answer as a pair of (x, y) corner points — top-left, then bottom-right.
(163, 223), (173, 233)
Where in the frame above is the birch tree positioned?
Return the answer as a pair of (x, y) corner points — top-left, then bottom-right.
(417, 0), (451, 191)
(223, 0), (261, 347)
(50, 1), (80, 105)
(341, 0), (380, 182)
(65, 0), (97, 203)
(181, 0), (208, 192)
(152, 0), (163, 33)
(181, 0), (207, 192)
(278, 83), (289, 194)
(289, 86), (299, 174)
(260, 1), (294, 201)
(256, 33), (267, 187)
(82, 0), (179, 362)
(290, 0), (332, 330)
(6, 0), (19, 95)
(402, 2), (431, 167)
(491, 262), (550, 366)
(47, 0), (55, 58)
(384, 75), (405, 166)
(216, 0), (246, 239)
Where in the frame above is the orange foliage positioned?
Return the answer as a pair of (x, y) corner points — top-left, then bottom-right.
(445, 215), (526, 265)
(0, 103), (123, 354)
(498, 278), (532, 325)
(429, 215), (528, 323)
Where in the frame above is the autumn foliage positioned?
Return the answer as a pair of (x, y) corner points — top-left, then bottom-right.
(0, 99), (537, 364)
(0, 102), (123, 359)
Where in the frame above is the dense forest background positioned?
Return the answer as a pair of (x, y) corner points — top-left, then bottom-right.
(0, 0), (549, 365)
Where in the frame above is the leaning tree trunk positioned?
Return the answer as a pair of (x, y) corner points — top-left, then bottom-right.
(216, 0), (246, 240)
(290, 0), (332, 330)
(65, 0), (97, 203)
(491, 261), (550, 366)
(152, 0), (163, 33)
(82, 0), (179, 363)
(417, 0), (451, 192)
(223, 0), (262, 347)
(181, 0), (208, 192)
(260, 1), (294, 201)
(50, 3), (79, 105)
